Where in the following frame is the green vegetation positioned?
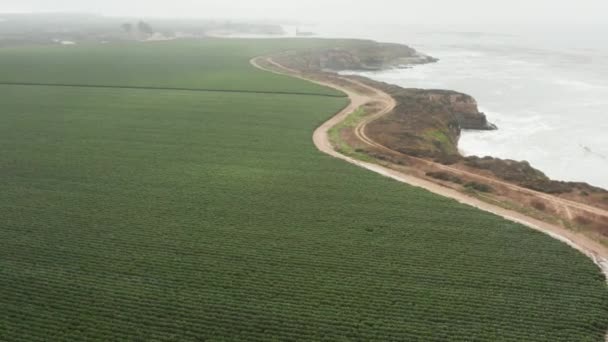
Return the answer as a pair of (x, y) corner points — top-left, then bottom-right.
(0, 40), (607, 341)
(328, 107), (373, 161)
(424, 128), (458, 155)
(0, 39), (343, 96)
(465, 181), (495, 193)
(426, 171), (464, 184)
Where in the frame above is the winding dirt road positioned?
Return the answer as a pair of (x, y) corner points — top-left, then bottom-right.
(251, 56), (608, 281)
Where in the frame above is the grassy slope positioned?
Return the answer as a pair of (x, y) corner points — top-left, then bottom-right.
(0, 41), (607, 341)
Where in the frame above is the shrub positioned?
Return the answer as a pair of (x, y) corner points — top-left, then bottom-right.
(435, 154), (461, 165)
(530, 200), (546, 211)
(426, 171), (463, 184)
(465, 182), (493, 193)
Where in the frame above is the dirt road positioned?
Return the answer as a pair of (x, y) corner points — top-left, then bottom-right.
(250, 56), (608, 281)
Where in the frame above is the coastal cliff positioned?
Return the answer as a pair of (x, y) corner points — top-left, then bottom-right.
(426, 91), (497, 131)
(273, 42), (606, 197)
(275, 40), (438, 71)
(446, 93), (497, 130)
(350, 76), (496, 159)
(365, 81), (605, 195)
(274, 40), (496, 158)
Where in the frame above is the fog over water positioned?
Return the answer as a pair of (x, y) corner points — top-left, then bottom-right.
(2, 0), (607, 187)
(2, 0), (608, 29)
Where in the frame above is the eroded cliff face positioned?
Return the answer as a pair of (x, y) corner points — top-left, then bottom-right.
(443, 93), (497, 130)
(427, 92), (497, 131)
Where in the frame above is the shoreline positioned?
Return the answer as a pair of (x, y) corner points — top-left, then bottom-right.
(345, 55), (608, 191)
(251, 55), (608, 282)
(459, 126), (608, 189)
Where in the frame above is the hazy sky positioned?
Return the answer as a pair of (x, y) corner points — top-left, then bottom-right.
(1, 0), (607, 29)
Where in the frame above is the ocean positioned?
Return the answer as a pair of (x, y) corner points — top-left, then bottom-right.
(313, 24), (608, 189)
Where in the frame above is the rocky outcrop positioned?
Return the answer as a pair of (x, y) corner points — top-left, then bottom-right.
(275, 40), (438, 72)
(347, 75), (496, 134)
(427, 91), (497, 130)
(445, 94), (497, 130)
(456, 112), (496, 130)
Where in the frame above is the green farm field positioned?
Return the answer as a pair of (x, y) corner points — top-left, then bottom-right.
(0, 39), (342, 96)
(0, 39), (607, 341)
